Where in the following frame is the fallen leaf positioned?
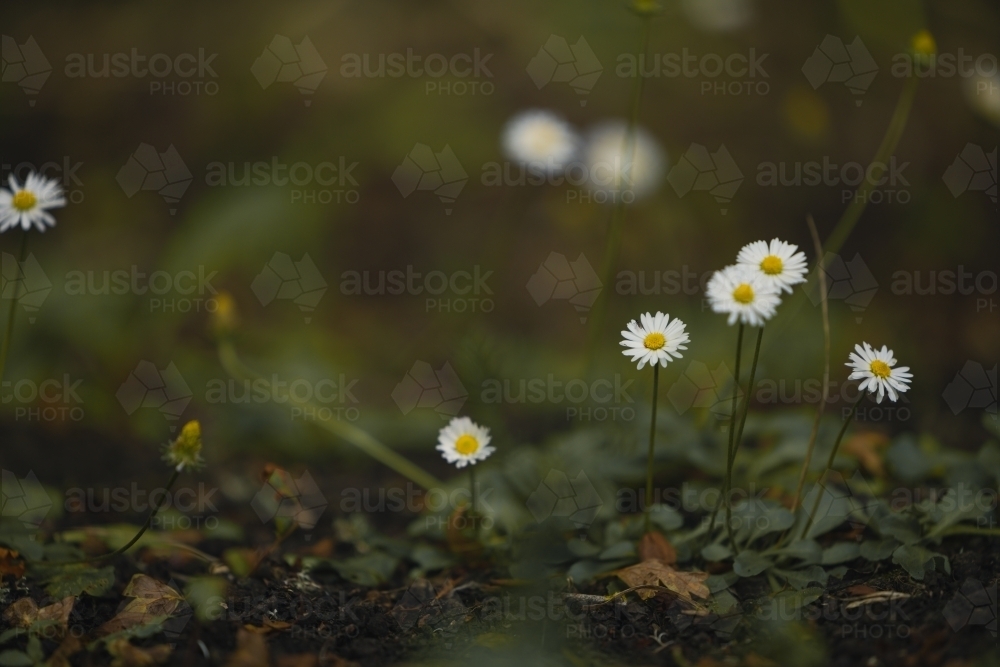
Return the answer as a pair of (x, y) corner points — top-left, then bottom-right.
(638, 532), (677, 564)
(3, 598), (39, 627)
(106, 637), (172, 667)
(276, 655), (319, 667)
(614, 559), (710, 603)
(0, 548), (25, 578)
(226, 628), (269, 667)
(97, 575), (184, 636)
(46, 635), (84, 667)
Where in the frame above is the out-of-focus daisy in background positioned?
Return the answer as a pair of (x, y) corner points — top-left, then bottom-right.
(847, 342), (913, 403)
(736, 238), (809, 294)
(706, 265), (781, 327)
(0, 172), (66, 233)
(502, 110), (580, 175)
(681, 0), (754, 33)
(583, 121), (665, 201)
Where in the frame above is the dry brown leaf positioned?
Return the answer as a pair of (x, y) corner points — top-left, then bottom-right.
(107, 637), (173, 667)
(276, 655), (319, 667)
(638, 532), (677, 564)
(47, 635), (84, 667)
(226, 628), (270, 667)
(843, 431), (889, 477)
(3, 597), (39, 627)
(97, 575), (183, 636)
(0, 548), (25, 578)
(615, 559), (710, 603)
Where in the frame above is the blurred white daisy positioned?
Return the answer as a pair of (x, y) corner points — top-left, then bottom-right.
(437, 416), (494, 468)
(0, 172), (66, 233)
(620, 311), (689, 370)
(846, 342), (912, 404)
(706, 265), (781, 327)
(682, 0), (754, 33)
(502, 110), (580, 174)
(583, 121), (665, 201)
(962, 73), (1000, 127)
(736, 238), (809, 294)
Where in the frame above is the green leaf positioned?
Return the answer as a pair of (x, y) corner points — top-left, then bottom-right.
(705, 571), (739, 593)
(859, 538), (899, 561)
(701, 543), (732, 562)
(749, 507), (795, 541)
(874, 514), (922, 545)
(892, 544), (933, 580)
(0, 629), (23, 646)
(648, 504), (684, 532)
(326, 552), (399, 587)
(42, 564), (115, 598)
(567, 558), (631, 583)
(0, 650), (32, 667)
(776, 566), (828, 590)
(778, 539), (822, 564)
(598, 541), (635, 561)
(821, 542), (860, 565)
(733, 550), (772, 577)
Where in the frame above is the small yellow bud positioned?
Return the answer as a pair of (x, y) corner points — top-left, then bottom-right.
(211, 291), (238, 338)
(630, 0), (662, 16)
(911, 30), (936, 57)
(164, 420), (205, 471)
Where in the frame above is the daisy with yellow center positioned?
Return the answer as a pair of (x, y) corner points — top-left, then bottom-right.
(436, 416), (494, 468)
(0, 172), (66, 233)
(846, 342), (912, 404)
(620, 311), (689, 370)
(502, 110), (580, 175)
(736, 238), (809, 294)
(705, 265), (781, 327)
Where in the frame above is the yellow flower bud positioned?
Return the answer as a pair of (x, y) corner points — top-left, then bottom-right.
(164, 420), (205, 471)
(911, 30), (936, 57)
(211, 291), (239, 338)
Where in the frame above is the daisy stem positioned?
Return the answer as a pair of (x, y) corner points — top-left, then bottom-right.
(724, 326), (763, 554)
(470, 465), (477, 516)
(801, 390), (866, 539)
(586, 14), (652, 360)
(709, 323), (743, 542)
(0, 231), (29, 385)
(644, 363), (659, 533)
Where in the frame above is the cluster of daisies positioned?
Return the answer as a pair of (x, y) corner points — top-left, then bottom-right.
(502, 110), (665, 200)
(0, 172), (66, 233)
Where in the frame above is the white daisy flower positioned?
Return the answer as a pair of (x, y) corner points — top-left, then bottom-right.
(736, 238), (809, 294)
(620, 311), (689, 370)
(583, 121), (665, 201)
(502, 110), (580, 174)
(436, 416), (494, 469)
(846, 342), (912, 404)
(0, 172), (66, 233)
(705, 265), (781, 327)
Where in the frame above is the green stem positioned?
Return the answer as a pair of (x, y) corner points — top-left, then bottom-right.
(644, 363), (659, 533)
(940, 525), (1000, 537)
(218, 339), (442, 491)
(730, 326), (763, 469)
(709, 324), (743, 540)
(0, 231), (29, 384)
(801, 391), (866, 538)
(586, 15), (653, 360)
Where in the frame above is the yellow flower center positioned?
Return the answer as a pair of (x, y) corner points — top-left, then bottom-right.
(643, 332), (666, 350)
(869, 360), (891, 379)
(732, 283), (754, 304)
(455, 434), (479, 456)
(12, 190), (37, 212)
(760, 255), (784, 275)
